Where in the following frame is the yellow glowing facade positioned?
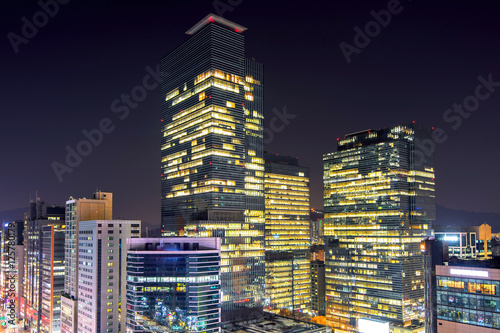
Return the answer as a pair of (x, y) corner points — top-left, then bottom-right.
(264, 153), (311, 316)
(323, 125), (436, 332)
(161, 15), (265, 319)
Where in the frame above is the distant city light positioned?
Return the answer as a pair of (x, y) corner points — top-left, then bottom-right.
(443, 235), (459, 241)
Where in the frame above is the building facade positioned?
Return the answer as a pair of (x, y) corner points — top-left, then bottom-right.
(264, 153), (311, 316)
(310, 209), (324, 245)
(61, 191), (113, 333)
(311, 260), (326, 316)
(161, 14), (265, 321)
(40, 224), (65, 333)
(421, 238), (448, 333)
(311, 244), (325, 262)
(436, 264), (500, 332)
(77, 220), (141, 333)
(23, 198), (65, 333)
(126, 237), (221, 333)
(323, 124), (436, 331)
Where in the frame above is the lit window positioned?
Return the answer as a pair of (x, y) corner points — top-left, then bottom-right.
(165, 88), (179, 101)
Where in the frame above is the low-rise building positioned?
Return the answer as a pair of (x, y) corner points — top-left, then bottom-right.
(436, 261), (500, 332)
(126, 237), (221, 333)
(434, 224), (492, 260)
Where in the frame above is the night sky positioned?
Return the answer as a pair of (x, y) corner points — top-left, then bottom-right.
(2, 0), (499, 229)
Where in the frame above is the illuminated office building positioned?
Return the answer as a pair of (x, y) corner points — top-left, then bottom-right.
(77, 220), (141, 333)
(161, 14), (265, 321)
(434, 224), (492, 260)
(40, 223), (65, 333)
(264, 153), (311, 316)
(126, 237), (221, 333)
(23, 197), (65, 333)
(323, 124), (436, 331)
(61, 191), (113, 333)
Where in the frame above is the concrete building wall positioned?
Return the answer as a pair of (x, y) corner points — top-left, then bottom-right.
(77, 220), (141, 333)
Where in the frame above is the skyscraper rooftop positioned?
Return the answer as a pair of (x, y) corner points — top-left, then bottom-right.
(186, 13), (247, 35)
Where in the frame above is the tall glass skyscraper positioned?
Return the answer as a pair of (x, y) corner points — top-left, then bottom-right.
(161, 14), (265, 321)
(323, 124), (435, 332)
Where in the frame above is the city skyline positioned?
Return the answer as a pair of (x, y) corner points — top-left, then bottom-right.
(1, 5), (500, 333)
(2, 1), (500, 230)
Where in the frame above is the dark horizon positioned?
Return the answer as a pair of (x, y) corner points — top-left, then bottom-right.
(2, 0), (500, 228)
